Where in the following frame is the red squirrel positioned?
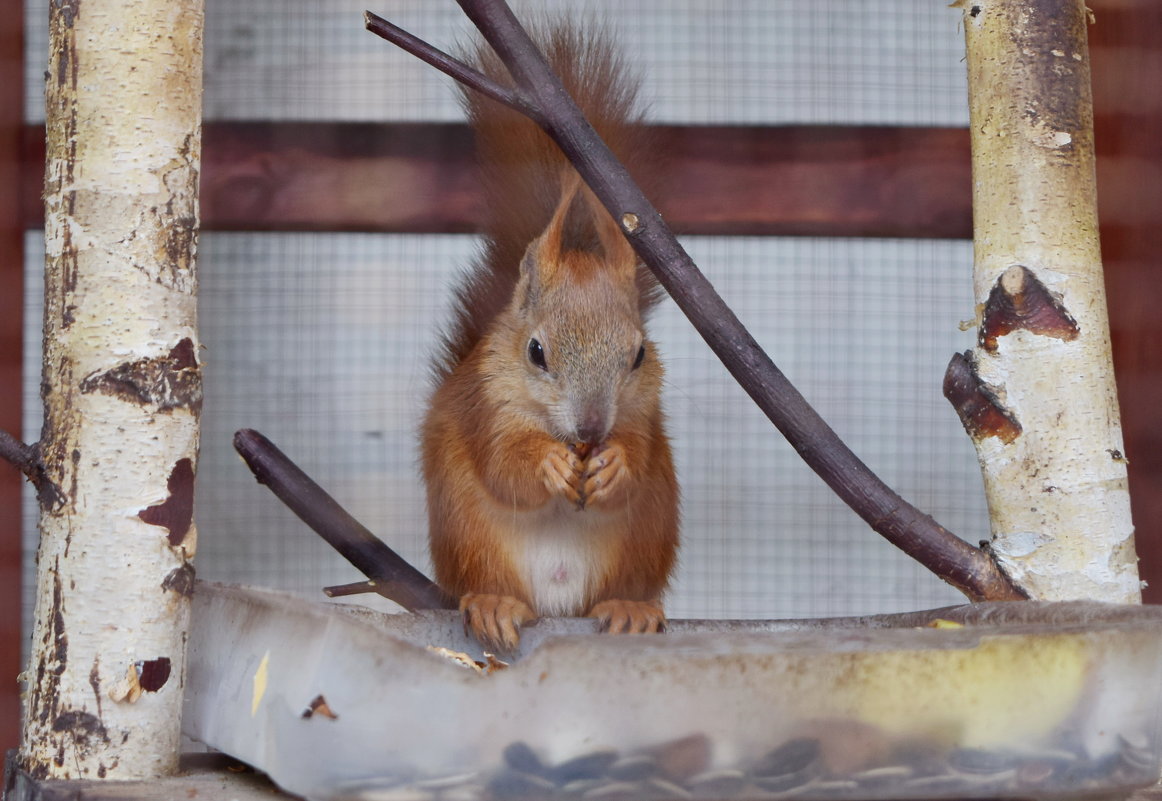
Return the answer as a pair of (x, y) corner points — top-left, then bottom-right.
(421, 23), (679, 651)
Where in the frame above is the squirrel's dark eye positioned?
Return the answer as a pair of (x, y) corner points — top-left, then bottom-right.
(528, 338), (548, 371)
(632, 345), (646, 370)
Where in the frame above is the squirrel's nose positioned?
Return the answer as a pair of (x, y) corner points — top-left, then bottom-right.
(576, 409), (609, 447)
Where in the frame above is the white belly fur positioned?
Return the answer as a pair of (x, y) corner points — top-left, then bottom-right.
(506, 504), (615, 617)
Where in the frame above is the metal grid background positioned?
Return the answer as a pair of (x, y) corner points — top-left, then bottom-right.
(23, 0), (981, 624)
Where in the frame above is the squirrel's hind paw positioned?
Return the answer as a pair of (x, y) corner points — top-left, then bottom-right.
(587, 599), (666, 634)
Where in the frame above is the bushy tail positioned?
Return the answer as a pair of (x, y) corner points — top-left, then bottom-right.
(437, 21), (659, 374)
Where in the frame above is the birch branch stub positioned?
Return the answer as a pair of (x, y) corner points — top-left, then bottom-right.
(20, 0), (205, 780)
(949, 0), (1139, 603)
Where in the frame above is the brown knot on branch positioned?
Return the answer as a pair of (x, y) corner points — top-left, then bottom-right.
(979, 264), (1080, 352)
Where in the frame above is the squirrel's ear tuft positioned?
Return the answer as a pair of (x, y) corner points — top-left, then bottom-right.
(515, 243), (542, 312)
(585, 182), (638, 284)
(527, 170), (583, 284)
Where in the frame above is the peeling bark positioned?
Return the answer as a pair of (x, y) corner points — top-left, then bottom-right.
(943, 351), (1023, 445)
(953, 0), (1139, 602)
(138, 458), (198, 552)
(21, 0), (204, 780)
(80, 338), (203, 414)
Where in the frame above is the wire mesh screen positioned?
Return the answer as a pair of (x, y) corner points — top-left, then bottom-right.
(23, 0), (982, 623)
(190, 234), (983, 619)
(26, 0), (970, 125)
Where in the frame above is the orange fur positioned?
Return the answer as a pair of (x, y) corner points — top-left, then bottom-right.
(422, 21), (678, 651)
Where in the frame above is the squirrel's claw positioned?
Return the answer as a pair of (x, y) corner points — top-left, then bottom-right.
(582, 442), (628, 506)
(587, 599), (666, 634)
(460, 592), (535, 652)
(542, 444), (585, 506)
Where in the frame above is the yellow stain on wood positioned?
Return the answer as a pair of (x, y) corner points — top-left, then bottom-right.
(252, 650), (269, 717)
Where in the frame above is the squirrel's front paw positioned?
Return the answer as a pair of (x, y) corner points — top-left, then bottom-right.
(587, 599), (666, 634)
(460, 593), (536, 652)
(541, 443), (584, 506)
(582, 442), (628, 507)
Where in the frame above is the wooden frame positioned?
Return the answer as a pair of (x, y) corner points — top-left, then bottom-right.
(19, 122), (972, 238)
(2, 4), (1161, 757)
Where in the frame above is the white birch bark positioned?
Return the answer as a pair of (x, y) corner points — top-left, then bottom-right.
(21, 0), (204, 779)
(948, 0), (1139, 602)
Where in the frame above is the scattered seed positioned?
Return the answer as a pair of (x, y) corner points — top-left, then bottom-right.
(646, 777), (693, 799)
(688, 769), (747, 798)
(752, 738), (821, 779)
(487, 769), (557, 798)
(1017, 760), (1057, 785)
(851, 765), (914, 785)
(806, 779), (859, 793)
(414, 773), (478, 791)
(581, 781), (640, 800)
(503, 742), (547, 776)
(438, 785), (485, 801)
(345, 786), (434, 801)
(339, 731), (1150, 801)
(560, 779), (607, 795)
(751, 772), (813, 794)
(903, 774), (975, 793)
(949, 747), (1017, 775)
(652, 734), (711, 782)
(551, 749), (620, 784)
(608, 755), (657, 781)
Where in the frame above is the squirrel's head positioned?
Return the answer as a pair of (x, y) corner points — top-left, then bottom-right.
(499, 173), (663, 446)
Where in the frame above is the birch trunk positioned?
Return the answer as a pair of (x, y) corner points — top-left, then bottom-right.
(20, 0), (204, 779)
(946, 0), (1139, 602)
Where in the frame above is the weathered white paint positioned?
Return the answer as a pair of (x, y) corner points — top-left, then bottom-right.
(21, 0), (204, 780)
(958, 0), (1139, 603)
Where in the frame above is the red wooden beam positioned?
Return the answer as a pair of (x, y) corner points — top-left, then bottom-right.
(656, 125), (972, 238)
(0, 0), (25, 756)
(1090, 0), (1162, 603)
(21, 122), (973, 239)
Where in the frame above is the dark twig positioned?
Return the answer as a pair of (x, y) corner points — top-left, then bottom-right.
(363, 11), (545, 125)
(0, 429), (59, 507)
(368, 0), (1027, 602)
(233, 428), (454, 611)
(0, 429), (38, 476)
(324, 580), (380, 598)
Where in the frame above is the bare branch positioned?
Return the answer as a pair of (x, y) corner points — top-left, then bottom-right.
(323, 580), (379, 598)
(233, 428), (454, 612)
(367, 0), (1027, 602)
(0, 429), (60, 508)
(363, 11), (544, 125)
(0, 429), (38, 476)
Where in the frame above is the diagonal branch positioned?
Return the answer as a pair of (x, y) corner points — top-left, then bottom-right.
(234, 428), (453, 612)
(366, 0), (1027, 602)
